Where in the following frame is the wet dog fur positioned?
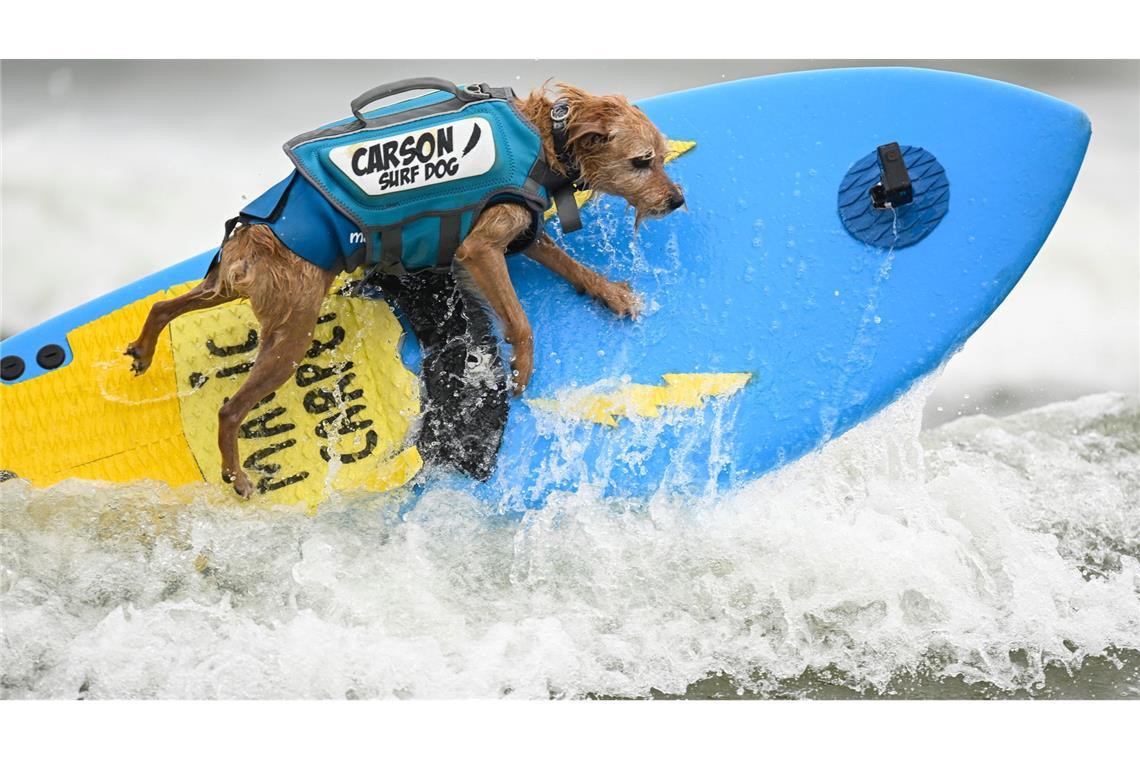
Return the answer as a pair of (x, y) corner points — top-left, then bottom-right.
(125, 84), (685, 498)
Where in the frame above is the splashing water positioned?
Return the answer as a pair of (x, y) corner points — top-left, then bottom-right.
(2, 378), (1138, 699)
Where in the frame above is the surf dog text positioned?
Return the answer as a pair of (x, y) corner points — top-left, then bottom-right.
(350, 126), (462, 191)
(334, 117), (492, 195)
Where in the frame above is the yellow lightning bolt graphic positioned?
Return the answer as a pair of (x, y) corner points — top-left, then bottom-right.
(543, 139), (697, 221)
(527, 372), (751, 427)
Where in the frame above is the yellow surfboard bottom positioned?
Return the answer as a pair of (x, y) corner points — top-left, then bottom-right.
(0, 280), (423, 507)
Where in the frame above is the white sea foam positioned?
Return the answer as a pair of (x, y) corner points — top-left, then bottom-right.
(3, 385), (1137, 699)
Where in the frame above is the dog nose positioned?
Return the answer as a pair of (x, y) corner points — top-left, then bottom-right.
(668, 188), (685, 211)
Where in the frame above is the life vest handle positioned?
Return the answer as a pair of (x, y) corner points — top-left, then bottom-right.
(350, 78), (487, 124)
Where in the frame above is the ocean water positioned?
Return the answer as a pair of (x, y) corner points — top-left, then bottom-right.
(2, 380), (1138, 699)
(1, 61), (1138, 699)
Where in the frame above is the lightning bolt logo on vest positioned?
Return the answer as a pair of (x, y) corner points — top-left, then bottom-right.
(329, 117), (496, 196)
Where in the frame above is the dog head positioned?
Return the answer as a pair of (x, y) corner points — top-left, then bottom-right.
(556, 85), (685, 227)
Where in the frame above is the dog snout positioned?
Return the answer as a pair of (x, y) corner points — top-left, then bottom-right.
(667, 187), (685, 211)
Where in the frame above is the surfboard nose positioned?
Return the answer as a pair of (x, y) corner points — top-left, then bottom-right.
(1032, 84), (1092, 161)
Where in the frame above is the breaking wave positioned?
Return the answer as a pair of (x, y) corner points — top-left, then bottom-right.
(3, 382), (1138, 699)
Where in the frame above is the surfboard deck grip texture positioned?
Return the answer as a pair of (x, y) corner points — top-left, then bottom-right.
(838, 145), (950, 249)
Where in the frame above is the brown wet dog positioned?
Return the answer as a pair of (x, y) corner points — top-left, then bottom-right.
(125, 84), (685, 497)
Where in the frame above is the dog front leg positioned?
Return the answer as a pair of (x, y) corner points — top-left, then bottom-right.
(525, 233), (641, 318)
(455, 246), (533, 393)
(454, 205), (534, 393)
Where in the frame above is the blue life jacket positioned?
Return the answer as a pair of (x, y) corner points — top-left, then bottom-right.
(226, 79), (576, 275)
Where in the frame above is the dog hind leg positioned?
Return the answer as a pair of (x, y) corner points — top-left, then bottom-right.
(217, 312), (322, 498)
(125, 268), (237, 375)
(214, 227), (334, 497)
(125, 224), (284, 375)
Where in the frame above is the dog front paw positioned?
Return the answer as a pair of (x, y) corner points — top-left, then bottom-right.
(598, 280), (642, 319)
(508, 338), (534, 396)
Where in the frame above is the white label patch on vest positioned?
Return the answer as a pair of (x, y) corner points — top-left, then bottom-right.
(329, 117), (497, 197)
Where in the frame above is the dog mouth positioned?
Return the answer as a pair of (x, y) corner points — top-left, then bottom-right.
(634, 203), (684, 230)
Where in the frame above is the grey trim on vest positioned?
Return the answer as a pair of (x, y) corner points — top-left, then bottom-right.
(379, 227), (405, 276)
(343, 243), (368, 276)
(437, 214), (462, 269)
(522, 162), (550, 206)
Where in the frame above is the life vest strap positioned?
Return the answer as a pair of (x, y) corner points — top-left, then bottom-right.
(549, 99), (587, 192)
(437, 214), (463, 269)
(551, 184), (583, 233)
(379, 227), (405, 276)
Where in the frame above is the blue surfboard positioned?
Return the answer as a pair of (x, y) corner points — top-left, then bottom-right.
(0, 68), (1090, 510)
(477, 67), (1090, 507)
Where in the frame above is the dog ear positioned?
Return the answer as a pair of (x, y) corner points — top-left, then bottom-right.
(556, 84), (614, 147)
(567, 120), (611, 146)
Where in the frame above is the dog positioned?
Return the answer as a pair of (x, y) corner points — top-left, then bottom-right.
(125, 83), (685, 498)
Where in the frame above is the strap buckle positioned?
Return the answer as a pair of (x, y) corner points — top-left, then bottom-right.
(463, 83), (492, 99)
(550, 101), (570, 124)
(549, 99), (587, 191)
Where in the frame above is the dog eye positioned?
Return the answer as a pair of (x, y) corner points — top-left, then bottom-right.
(631, 155), (653, 169)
